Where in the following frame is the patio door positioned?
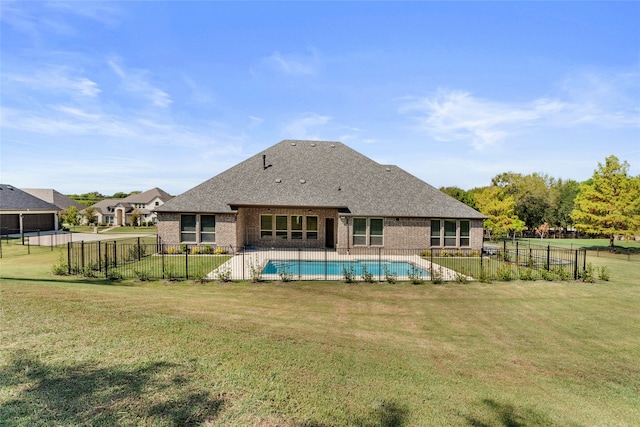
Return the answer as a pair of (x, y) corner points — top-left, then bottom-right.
(325, 218), (335, 248)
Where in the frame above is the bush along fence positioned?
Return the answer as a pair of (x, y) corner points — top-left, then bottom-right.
(63, 240), (588, 283)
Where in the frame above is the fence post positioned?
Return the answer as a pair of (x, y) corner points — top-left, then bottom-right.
(67, 242), (71, 275)
(137, 237), (141, 261)
(242, 247), (245, 281)
(298, 248), (301, 281)
(378, 247), (382, 282)
(161, 243), (165, 279)
(546, 245), (550, 271)
(113, 241), (117, 268)
(81, 241), (85, 272)
(574, 249), (579, 280)
(515, 241), (519, 266)
(98, 241), (102, 273)
(185, 246), (189, 280)
(583, 249), (587, 271)
(104, 243), (109, 279)
(325, 248), (328, 281)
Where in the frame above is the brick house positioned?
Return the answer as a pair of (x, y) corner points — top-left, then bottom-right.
(155, 140), (486, 251)
(88, 188), (173, 226)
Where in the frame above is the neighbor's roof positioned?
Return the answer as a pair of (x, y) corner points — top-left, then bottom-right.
(124, 187), (173, 204)
(22, 188), (84, 211)
(0, 184), (60, 212)
(157, 140), (486, 219)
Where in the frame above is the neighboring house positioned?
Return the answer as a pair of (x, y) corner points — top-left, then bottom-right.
(155, 140), (486, 251)
(22, 188), (85, 211)
(0, 184), (60, 234)
(87, 188), (172, 226)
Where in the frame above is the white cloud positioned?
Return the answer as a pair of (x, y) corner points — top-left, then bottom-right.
(108, 59), (172, 108)
(3, 67), (101, 98)
(282, 112), (332, 140)
(264, 49), (320, 77)
(399, 89), (566, 150)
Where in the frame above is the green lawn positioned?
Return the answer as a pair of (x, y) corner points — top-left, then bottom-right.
(1, 242), (639, 426)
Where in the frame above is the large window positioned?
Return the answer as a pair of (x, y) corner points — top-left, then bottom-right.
(200, 215), (216, 243)
(307, 216), (318, 240)
(460, 220), (470, 247)
(180, 214), (197, 242)
(260, 215), (273, 239)
(260, 215), (319, 241)
(444, 220), (457, 247)
(430, 219), (441, 247)
(352, 217), (384, 246)
(181, 214), (216, 243)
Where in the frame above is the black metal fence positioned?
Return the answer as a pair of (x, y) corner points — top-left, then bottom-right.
(66, 241), (587, 282)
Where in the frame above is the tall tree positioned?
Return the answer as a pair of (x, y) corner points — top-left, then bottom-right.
(440, 186), (477, 209)
(83, 206), (97, 226)
(550, 179), (580, 232)
(62, 206), (80, 229)
(475, 186), (524, 240)
(571, 155), (640, 250)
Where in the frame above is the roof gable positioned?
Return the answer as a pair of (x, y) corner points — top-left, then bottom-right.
(158, 140), (485, 219)
(0, 184), (59, 211)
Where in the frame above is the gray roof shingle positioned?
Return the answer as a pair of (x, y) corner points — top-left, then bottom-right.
(21, 188), (85, 211)
(157, 140), (486, 219)
(0, 184), (60, 211)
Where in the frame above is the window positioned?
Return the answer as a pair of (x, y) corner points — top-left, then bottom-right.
(291, 215), (303, 240)
(155, 201), (160, 207)
(370, 218), (383, 246)
(306, 216), (318, 240)
(200, 215), (216, 243)
(460, 220), (470, 247)
(352, 217), (384, 246)
(353, 218), (367, 245)
(181, 214), (197, 242)
(444, 220), (457, 247)
(276, 215), (288, 239)
(431, 219), (441, 247)
(261, 215), (273, 239)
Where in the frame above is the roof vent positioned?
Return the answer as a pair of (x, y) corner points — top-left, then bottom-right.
(310, 143), (316, 147)
(300, 179), (306, 184)
(330, 144), (336, 148)
(275, 179), (281, 183)
(385, 167), (391, 172)
(291, 142), (297, 146)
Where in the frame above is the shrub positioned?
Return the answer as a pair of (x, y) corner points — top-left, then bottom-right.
(439, 250), (450, 257)
(454, 250), (465, 257)
(202, 245), (214, 254)
(127, 244), (146, 261)
(51, 255), (68, 275)
(191, 269), (207, 283)
(419, 249), (431, 258)
(248, 257), (263, 283)
(408, 264), (424, 285)
(190, 246), (201, 255)
(541, 268), (556, 281)
(216, 265), (232, 282)
(164, 267), (178, 281)
(478, 266), (491, 283)
(360, 265), (374, 283)
(552, 266), (571, 281)
(279, 267), (294, 283)
(107, 271), (123, 281)
(518, 267), (535, 281)
(598, 266), (610, 281)
(180, 244), (188, 254)
(134, 269), (150, 281)
(430, 266), (443, 284)
(214, 246), (229, 255)
(454, 270), (469, 283)
(342, 265), (356, 283)
(580, 263), (596, 283)
(166, 246), (180, 255)
(496, 264), (515, 281)
(383, 265), (397, 284)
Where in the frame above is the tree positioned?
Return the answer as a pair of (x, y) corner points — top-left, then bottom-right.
(535, 222), (550, 241)
(130, 209), (141, 227)
(83, 206), (97, 226)
(474, 186), (525, 241)
(549, 179), (580, 232)
(62, 206), (80, 229)
(440, 186), (477, 209)
(571, 155), (640, 251)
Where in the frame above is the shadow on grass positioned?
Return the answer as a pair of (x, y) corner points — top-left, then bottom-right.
(465, 398), (553, 427)
(299, 399), (408, 427)
(0, 350), (225, 426)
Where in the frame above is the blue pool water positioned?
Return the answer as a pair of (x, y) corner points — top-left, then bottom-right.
(262, 259), (430, 278)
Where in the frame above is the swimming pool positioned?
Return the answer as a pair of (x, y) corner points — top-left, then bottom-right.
(262, 259), (430, 278)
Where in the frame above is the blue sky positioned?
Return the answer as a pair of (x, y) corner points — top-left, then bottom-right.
(1, 1), (639, 196)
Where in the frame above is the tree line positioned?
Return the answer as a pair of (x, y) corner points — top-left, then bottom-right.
(441, 155), (640, 250)
(67, 191), (141, 207)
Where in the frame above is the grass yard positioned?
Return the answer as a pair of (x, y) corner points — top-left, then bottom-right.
(1, 242), (639, 426)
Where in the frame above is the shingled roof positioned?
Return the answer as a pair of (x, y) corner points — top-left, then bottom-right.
(124, 187), (173, 204)
(0, 184), (59, 211)
(22, 188), (84, 211)
(157, 140), (485, 219)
